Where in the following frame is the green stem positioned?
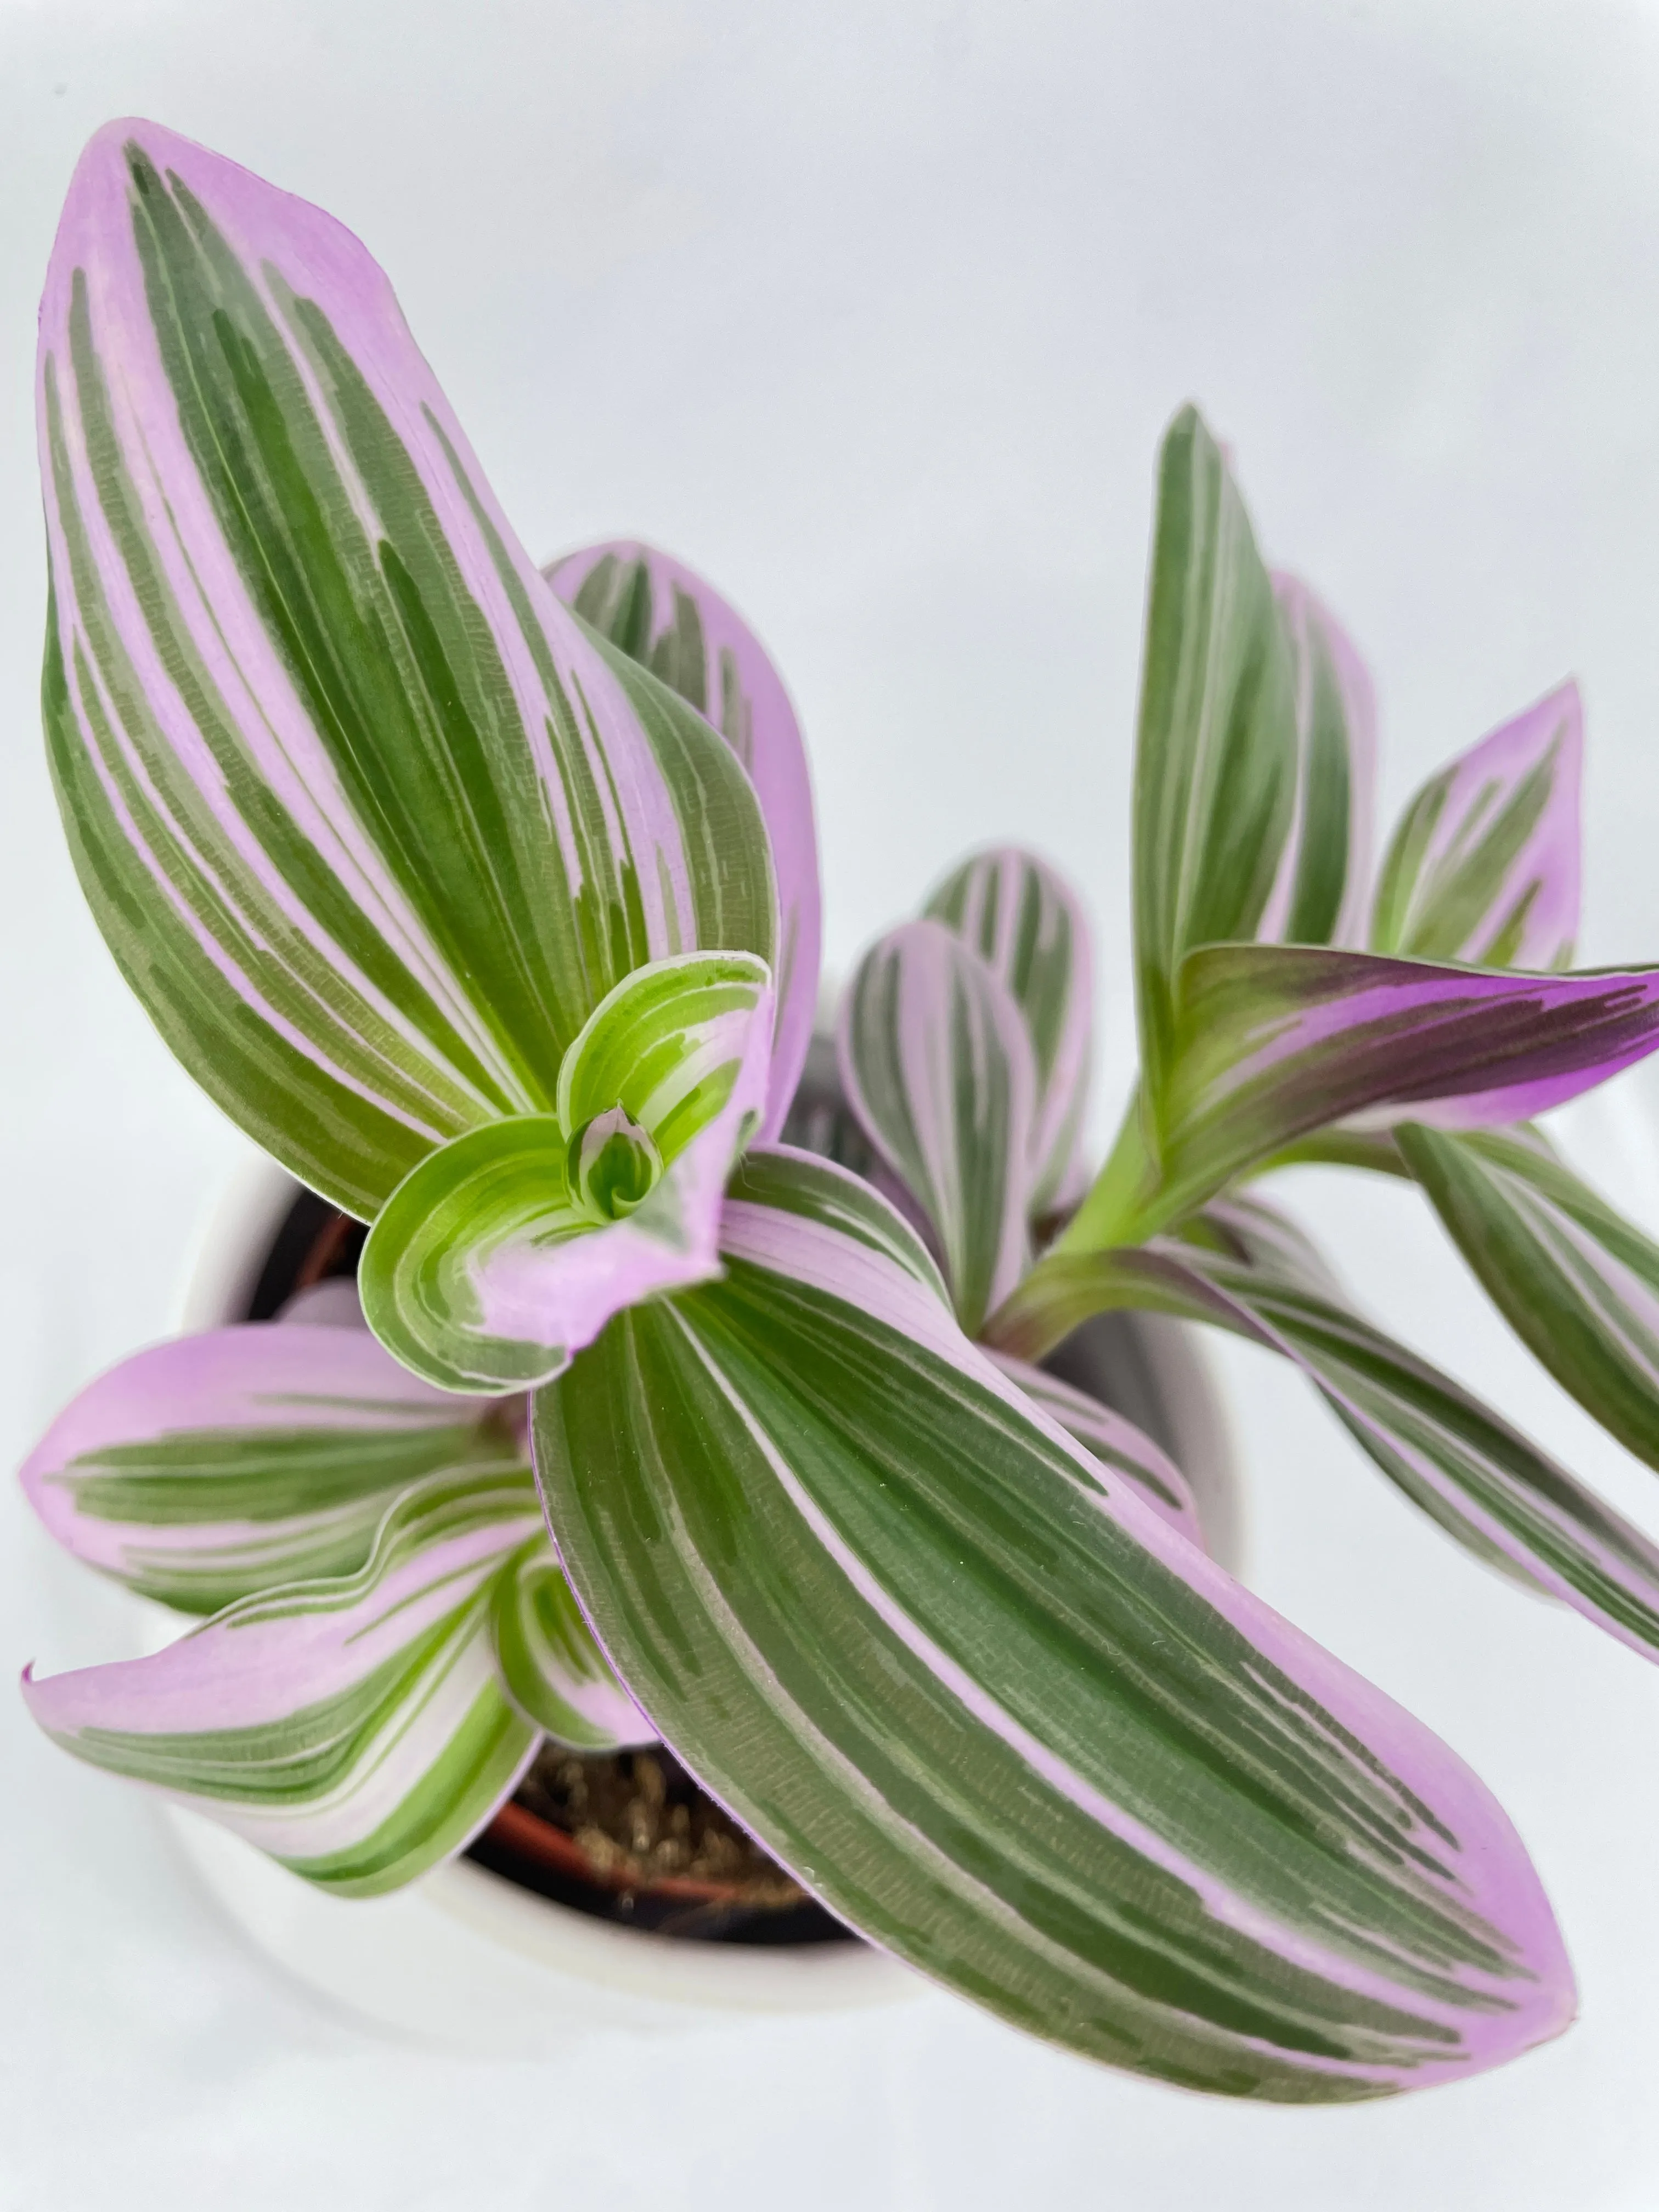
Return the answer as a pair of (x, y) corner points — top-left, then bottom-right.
(1053, 1090), (1192, 1254)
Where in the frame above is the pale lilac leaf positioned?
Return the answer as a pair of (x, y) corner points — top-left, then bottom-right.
(1399, 1121), (1659, 1475)
(992, 1197), (1659, 1656)
(530, 1143), (1573, 2096)
(1129, 944), (1659, 1240)
(925, 847), (1094, 1212)
(40, 123), (775, 1219)
(838, 920), (1035, 1335)
(490, 1542), (654, 1747)
(1371, 684), (1582, 970)
(1257, 576), (1377, 949)
(545, 540), (820, 1141)
(19, 1323), (520, 1614)
(1133, 407), (1297, 1109)
(23, 1470), (543, 1894)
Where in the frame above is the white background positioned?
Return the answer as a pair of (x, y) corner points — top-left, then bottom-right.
(5, 2), (1659, 2205)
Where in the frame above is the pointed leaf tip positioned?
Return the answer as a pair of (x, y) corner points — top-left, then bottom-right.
(545, 540), (820, 1141)
(1372, 682), (1583, 970)
(40, 125), (774, 1217)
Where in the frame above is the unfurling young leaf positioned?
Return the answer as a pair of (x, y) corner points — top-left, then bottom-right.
(839, 921), (1034, 1335)
(545, 540), (821, 1139)
(360, 952), (774, 1392)
(39, 122), (776, 1221)
(924, 847), (1094, 1212)
(533, 1147), (1573, 2099)
(1132, 406), (1297, 1111)
(1371, 684), (1582, 971)
(1256, 575), (1377, 950)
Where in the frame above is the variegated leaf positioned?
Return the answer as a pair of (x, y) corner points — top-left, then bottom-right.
(545, 540), (820, 1140)
(991, 1197), (1659, 1656)
(24, 1470), (544, 1895)
(1133, 406), (1296, 1111)
(18, 1323), (522, 1614)
(490, 1541), (653, 1747)
(531, 1143), (1572, 2099)
(1399, 1121), (1659, 1475)
(39, 122), (775, 1220)
(1065, 945), (1659, 1249)
(360, 953), (774, 1391)
(1256, 576), (1376, 950)
(839, 921), (1034, 1335)
(924, 847), (1093, 1214)
(1370, 684), (1582, 970)
(985, 1350), (1204, 1545)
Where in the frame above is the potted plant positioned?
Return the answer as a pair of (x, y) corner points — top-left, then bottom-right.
(23, 115), (1659, 2098)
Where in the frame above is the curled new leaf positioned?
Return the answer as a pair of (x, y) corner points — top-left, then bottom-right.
(839, 920), (1034, 1335)
(545, 540), (821, 1139)
(1372, 685), (1582, 970)
(39, 122), (775, 1219)
(24, 1471), (544, 1895)
(925, 848), (1094, 1214)
(532, 1144), (1573, 2100)
(361, 952), (774, 1392)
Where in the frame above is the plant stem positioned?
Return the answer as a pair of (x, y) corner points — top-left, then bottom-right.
(1052, 1091), (1169, 1254)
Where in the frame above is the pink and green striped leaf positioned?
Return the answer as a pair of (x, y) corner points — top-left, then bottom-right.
(1370, 685), (1582, 970)
(360, 952), (774, 1392)
(991, 1197), (1659, 1655)
(1070, 945), (1659, 1248)
(18, 1323), (525, 1615)
(1398, 1121), (1659, 1476)
(1132, 406), (1297, 1112)
(839, 920), (1034, 1335)
(24, 1469), (546, 1895)
(1256, 577), (1377, 950)
(985, 1350), (1205, 1546)
(38, 122), (775, 1221)
(490, 1541), (654, 1747)
(545, 540), (819, 1141)
(924, 848), (1093, 1214)
(531, 1143), (1572, 2098)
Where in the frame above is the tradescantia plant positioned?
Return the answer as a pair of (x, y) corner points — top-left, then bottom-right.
(23, 117), (1659, 2102)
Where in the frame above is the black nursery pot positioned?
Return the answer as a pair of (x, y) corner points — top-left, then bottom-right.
(235, 1048), (1238, 1951)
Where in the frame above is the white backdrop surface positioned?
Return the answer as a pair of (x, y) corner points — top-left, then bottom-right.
(5, 2), (1659, 2206)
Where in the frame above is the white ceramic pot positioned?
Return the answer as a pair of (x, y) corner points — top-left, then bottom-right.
(146, 1143), (1243, 2055)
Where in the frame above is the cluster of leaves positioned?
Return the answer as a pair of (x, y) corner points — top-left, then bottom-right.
(22, 119), (1659, 2101)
